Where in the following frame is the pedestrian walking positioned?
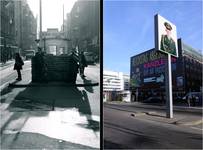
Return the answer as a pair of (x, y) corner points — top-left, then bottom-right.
(191, 95), (196, 107)
(14, 52), (24, 81)
(187, 94), (191, 107)
(79, 51), (87, 78)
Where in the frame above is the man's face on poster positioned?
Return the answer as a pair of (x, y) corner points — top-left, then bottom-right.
(164, 22), (172, 37)
(165, 28), (171, 36)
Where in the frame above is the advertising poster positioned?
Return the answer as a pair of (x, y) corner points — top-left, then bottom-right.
(155, 14), (178, 57)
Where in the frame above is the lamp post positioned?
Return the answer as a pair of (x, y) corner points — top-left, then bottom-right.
(43, 37), (46, 52)
(39, 0), (42, 49)
(35, 39), (40, 52)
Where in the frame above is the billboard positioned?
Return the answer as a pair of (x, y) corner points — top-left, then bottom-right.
(155, 14), (178, 57)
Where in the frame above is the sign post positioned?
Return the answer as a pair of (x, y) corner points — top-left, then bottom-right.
(155, 14), (178, 118)
(165, 54), (173, 118)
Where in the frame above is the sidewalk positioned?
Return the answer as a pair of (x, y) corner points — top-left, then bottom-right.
(0, 61), (31, 92)
(105, 101), (203, 114)
(104, 102), (203, 128)
(0, 60), (15, 70)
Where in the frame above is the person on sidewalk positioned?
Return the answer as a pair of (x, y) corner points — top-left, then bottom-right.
(191, 95), (196, 107)
(187, 94), (191, 107)
(79, 51), (87, 78)
(14, 52), (24, 81)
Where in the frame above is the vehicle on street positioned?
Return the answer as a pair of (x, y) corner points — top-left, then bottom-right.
(84, 52), (95, 64)
(24, 50), (35, 60)
(143, 96), (163, 103)
(182, 92), (202, 106)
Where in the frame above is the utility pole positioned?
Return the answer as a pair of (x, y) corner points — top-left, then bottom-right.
(63, 4), (64, 33)
(39, 0), (42, 49)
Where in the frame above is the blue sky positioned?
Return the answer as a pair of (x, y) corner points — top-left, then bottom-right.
(104, 0), (202, 74)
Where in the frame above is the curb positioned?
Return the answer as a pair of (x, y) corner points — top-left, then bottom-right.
(174, 119), (203, 126)
(105, 104), (203, 126)
(104, 102), (203, 114)
(0, 82), (10, 92)
(8, 82), (99, 88)
(0, 79), (16, 93)
(130, 112), (146, 117)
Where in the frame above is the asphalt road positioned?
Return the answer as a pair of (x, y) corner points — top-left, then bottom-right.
(1, 63), (100, 149)
(103, 104), (202, 149)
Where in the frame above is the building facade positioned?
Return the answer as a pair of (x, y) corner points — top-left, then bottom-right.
(42, 28), (69, 55)
(0, 0), (37, 63)
(103, 70), (130, 102)
(64, 0), (100, 62)
(1, 0), (17, 62)
(130, 39), (203, 102)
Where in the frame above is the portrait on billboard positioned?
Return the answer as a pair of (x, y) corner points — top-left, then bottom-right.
(155, 14), (178, 57)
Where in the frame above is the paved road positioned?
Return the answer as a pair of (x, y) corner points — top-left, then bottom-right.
(104, 104), (202, 149)
(0, 60), (31, 88)
(1, 63), (100, 149)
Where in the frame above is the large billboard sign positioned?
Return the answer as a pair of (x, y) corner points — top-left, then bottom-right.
(155, 14), (178, 57)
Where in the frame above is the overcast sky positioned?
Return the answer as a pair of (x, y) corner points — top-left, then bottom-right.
(27, 0), (76, 31)
(104, 0), (202, 74)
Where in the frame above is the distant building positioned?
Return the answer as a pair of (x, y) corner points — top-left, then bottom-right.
(130, 38), (203, 102)
(64, 0), (100, 62)
(17, 1), (37, 53)
(1, 0), (17, 62)
(103, 70), (130, 102)
(0, 0), (37, 62)
(42, 28), (69, 55)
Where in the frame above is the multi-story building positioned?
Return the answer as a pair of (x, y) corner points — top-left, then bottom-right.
(20, 1), (37, 53)
(130, 38), (202, 102)
(64, 0), (100, 62)
(103, 70), (130, 102)
(0, 0), (37, 63)
(1, 0), (17, 62)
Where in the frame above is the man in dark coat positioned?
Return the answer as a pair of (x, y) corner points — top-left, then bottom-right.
(14, 52), (24, 81)
(160, 22), (177, 56)
(79, 51), (87, 78)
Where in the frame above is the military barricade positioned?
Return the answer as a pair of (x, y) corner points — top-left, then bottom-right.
(31, 53), (79, 83)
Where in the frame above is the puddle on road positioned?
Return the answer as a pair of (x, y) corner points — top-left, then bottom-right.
(20, 108), (100, 148)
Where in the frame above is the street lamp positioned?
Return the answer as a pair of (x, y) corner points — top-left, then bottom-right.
(35, 39), (40, 51)
(43, 37), (46, 52)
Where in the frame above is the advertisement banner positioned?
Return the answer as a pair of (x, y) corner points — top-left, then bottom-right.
(155, 14), (178, 57)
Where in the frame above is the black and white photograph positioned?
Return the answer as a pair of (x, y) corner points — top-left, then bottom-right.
(0, 0), (100, 149)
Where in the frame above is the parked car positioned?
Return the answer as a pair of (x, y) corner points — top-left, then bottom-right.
(143, 96), (163, 103)
(24, 50), (35, 60)
(84, 52), (95, 64)
(182, 92), (202, 106)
